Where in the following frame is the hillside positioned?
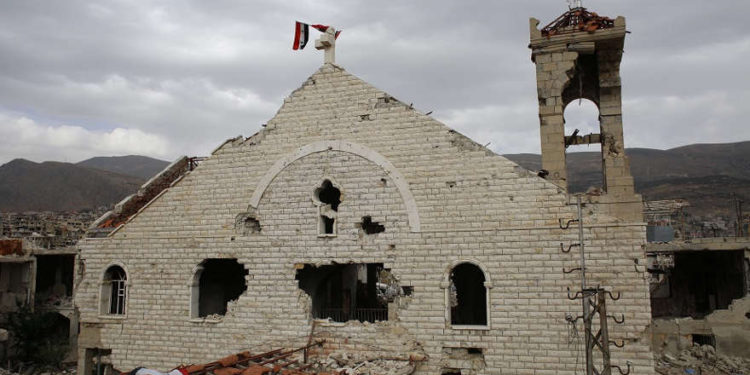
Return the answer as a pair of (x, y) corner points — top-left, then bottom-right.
(504, 141), (750, 216)
(1, 141), (748, 215)
(77, 155), (170, 179)
(0, 159), (144, 212)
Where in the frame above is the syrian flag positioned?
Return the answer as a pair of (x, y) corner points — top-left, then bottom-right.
(311, 24), (342, 39)
(293, 21), (309, 50)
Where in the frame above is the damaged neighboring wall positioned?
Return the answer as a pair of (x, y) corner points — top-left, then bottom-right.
(648, 244), (750, 357)
(0, 260), (34, 320)
(1, 239), (35, 320)
(0, 239), (79, 362)
(35, 254), (75, 308)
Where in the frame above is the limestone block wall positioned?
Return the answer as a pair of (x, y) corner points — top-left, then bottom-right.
(75, 64), (654, 375)
(532, 50), (579, 189)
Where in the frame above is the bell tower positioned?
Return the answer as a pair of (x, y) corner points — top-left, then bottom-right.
(529, 7), (641, 221)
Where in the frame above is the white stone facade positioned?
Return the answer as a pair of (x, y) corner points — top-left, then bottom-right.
(75, 64), (655, 375)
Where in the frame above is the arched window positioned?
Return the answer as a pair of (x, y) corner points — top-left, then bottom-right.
(100, 265), (127, 315)
(448, 262), (488, 327)
(312, 179), (341, 236)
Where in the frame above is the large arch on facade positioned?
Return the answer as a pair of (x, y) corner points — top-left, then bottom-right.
(249, 140), (420, 232)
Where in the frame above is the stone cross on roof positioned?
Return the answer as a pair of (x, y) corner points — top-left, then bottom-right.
(567, 0), (583, 9)
(315, 27), (336, 64)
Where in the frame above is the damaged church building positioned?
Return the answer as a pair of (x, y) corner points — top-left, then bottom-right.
(75, 8), (660, 375)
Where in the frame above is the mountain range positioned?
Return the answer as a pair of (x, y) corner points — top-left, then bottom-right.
(0, 156), (168, 212)
(1, 142), (748, 216)
(504, 141), (750, 217)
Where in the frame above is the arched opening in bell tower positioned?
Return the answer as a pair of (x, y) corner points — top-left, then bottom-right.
(563, 98), (603, 193)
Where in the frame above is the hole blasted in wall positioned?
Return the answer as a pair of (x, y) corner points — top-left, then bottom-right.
(359, 216), (385, 235)
(296, 264), (411, 323)
(296, 263), (387, 323)
(235, 209), (261, 235)
(442, 347), (486, 373)
(193, 259), (248, 319)
(314, 180), (341, 236)
(315, 180), (341, 211)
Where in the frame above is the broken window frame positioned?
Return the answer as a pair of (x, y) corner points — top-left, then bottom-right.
(99, 264), (127, 317)
(442, 260), (492, 330)
(311, 178), (342, 238)
(189, 264), (206, 320)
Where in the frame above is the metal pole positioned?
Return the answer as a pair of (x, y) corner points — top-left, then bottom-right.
(583, 293), (593, 375)
(576, 195), (593, 375)
(577, 195), (586, 290)
(598, 293), (611, 375)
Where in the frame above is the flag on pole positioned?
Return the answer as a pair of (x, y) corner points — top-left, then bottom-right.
(311, 24), (329, 32)
(293, 21), (309, 50)
(311, 24), (341, 39)
(294, 22), (343, 50)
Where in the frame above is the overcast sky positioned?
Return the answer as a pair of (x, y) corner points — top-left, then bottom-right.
(1, 0), (749, 165)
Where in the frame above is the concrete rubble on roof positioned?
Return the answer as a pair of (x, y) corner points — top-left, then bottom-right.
(88, 156), (192, 236)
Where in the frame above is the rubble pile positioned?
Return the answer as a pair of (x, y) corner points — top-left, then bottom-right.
(321, 353), (419, 375)
(0, 365), (76, 375)
(655, 345), (750, 375)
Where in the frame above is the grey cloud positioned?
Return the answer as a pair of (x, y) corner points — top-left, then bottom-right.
(1, 0), (749, 164)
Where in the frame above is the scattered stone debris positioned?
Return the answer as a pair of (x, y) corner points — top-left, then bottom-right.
(655, 344), (750, 375)
(0, 364), (76, 375)
(321, 352), (424, 375)
(376, 269), (407, 304)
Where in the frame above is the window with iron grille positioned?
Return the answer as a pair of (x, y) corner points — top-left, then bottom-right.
(101, 265), (127, 315)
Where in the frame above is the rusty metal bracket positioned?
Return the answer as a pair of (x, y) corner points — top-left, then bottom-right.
(559, 218), (579, 230)
(303, 319), (318, 363)
(563, 267), (583, 274)
(612, 362), (632, 375)
(609, 340), (625, 348)
(604, 290), (621, 300)
(567, 287), (584, 300)
(560, 242), (580, 253)
(608, 314), (625, 324)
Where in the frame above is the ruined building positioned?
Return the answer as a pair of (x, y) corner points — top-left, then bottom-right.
(0, 238), (78, 360)
(643, 201), (750, 358)
(75, 9), (657, 375)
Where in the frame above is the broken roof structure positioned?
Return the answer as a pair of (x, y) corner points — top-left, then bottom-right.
(75, 7), (657, 375)
(541, 7), (615, 36)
